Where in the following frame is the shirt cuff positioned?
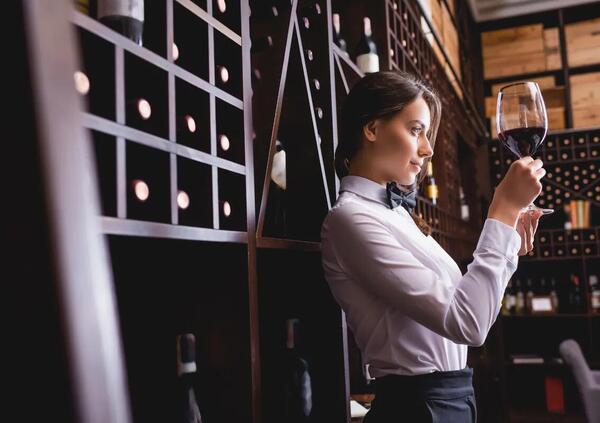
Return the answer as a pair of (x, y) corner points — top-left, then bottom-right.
(476, 218), (521, 265)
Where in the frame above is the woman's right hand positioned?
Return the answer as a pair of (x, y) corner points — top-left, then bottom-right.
(488, 156), (546, 229)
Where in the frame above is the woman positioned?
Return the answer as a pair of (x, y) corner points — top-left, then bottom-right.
(320, 71), (544, 422)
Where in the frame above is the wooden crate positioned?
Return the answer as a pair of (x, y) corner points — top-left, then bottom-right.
(484, 52), (546, 79)
(547, 107), (566, 131)
(566, 17), (600, 67)
(573, 107), (600, 128)
(570, 72), (600, 109)
(543, 27), (562, 70)
(482, 24), (564, 79)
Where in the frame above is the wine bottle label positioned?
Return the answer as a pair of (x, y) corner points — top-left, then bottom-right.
(356, 53), (379, 73)
(426, 184), (438, 199)
(98, 0), (144, 22)
(75, 0), (90, 14)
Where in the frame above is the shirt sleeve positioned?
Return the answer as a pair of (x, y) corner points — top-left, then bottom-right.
(320, 204), (521, 347)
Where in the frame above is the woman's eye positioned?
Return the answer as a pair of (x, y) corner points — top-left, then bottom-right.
(411, 127), (422, 136)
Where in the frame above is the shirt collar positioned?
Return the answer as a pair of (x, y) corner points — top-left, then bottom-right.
(339, 175), (413, 211)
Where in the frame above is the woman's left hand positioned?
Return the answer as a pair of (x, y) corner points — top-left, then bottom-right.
(517, 210), (543, 256)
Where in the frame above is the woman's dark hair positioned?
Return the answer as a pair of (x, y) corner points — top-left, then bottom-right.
(335, 71), (442, 235)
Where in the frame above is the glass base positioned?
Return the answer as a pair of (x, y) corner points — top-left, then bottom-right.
(521, 203), (554, 215)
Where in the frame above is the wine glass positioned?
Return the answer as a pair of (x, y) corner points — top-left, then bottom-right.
(496, 81), (554, 215)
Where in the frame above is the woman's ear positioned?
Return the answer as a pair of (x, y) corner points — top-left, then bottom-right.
(362, 119), (378, 142)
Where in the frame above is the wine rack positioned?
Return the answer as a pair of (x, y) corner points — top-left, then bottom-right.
(481, 6), (600, 422)
(488, 127), (600, 261)
(72, 1), (259, 422)
(73, 1), (249, 241)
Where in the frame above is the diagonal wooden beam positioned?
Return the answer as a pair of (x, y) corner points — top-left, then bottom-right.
(334, 52), (350, 95)
(293, 15), (332, 210)
(257, 0), (299, 238)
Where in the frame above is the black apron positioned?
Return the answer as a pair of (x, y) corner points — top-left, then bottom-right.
(362, 366), (477, 423)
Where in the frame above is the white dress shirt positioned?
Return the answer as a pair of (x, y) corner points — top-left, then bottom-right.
(320, 175), (522, 377)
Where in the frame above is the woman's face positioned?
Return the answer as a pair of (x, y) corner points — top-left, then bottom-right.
(364, 95), (434, 185)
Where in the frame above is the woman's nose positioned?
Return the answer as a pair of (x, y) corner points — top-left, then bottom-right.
(419, 136), (434, 158)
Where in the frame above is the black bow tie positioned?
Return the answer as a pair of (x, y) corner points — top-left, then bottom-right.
(386, 181), (417, 213)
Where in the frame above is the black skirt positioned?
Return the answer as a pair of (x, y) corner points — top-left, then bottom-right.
(362, 367), (477, 423)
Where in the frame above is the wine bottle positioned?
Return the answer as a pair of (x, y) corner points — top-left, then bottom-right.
(459, 185), (469, 221)
(515, 279), (525, 314)
(568, 274), (584, 313)
(251, 35), (274, 55)
(501, 282), (512, 316)
(75, 0), (90, 14)
(271, 139), (286, 190)
(549, 277), (559, 312)
(98, 0), (144, 46)
(131, 179), (149, 202)
(424, 162), (438, 206)
(507, 280), (516, 314)
(177, 190), (190, 210)
(525, 278), (534, 313)
(332, 13), (348, 55)
(283, 319), (313, 423)
(74, 70), (90, 95)
(354, 17), (379, 73)
(176, 333), (203, 423)
(589, 275), (600, 314)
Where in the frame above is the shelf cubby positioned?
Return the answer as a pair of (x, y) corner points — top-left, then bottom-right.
(176, 156), (213, 228)
(124, 52), (169, 139)
(175, 77), (211, 152)
(76, 27), (115, 120)
(126, 141), (171, 224)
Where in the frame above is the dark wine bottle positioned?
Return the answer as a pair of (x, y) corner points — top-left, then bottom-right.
(459, 185), (469, 221)
(354, 17), (379, 73)
(283, 319), (312, 423)
(568, 274), (584, 313)
(332, 13), (348, 55)
(515, 279), (524, 314)
(98, 0), (144, 45)
(176, 333), (203, 423)
(550, 277), (559, 312)
(424, 162), (438, 206)
(589, 275), (600, 314)
(525, 278), (534, 313)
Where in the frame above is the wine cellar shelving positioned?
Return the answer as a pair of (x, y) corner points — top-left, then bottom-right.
(33, 0), (598, 421)
(481, 3), (600, 421)
(72, 1), (260, 422)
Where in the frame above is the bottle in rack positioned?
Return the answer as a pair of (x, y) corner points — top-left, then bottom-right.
(176, 333), (204, 423)
(589, 275), (600, 314)
(525, 278), (534, 313)
(514, 279), (524, 315)
(354, 17), (379, 74)
(332, 13), (348, 55)
(568, 274), (584, 313)
(502, 280), (514, 316)
(424, 161), (438, 206)
(98, 0), (144, 46)
(283, 318), (312, 422)
(459, 185), (469, 221)
(75, 0), (90, 14)
(550, 277), (559, 312)
(507, 280), (516, 314)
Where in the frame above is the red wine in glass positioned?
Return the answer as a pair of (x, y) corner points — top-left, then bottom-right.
(496, 82), (554, 215)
